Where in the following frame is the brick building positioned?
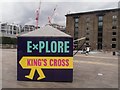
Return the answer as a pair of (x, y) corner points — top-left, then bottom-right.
(65, 8), (120, 51)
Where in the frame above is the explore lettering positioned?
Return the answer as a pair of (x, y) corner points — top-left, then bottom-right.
(27, 41), (70, 53)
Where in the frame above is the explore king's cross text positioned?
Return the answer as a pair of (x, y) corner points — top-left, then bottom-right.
(17, 37), (73, 82)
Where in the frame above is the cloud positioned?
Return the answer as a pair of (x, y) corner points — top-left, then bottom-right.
(0, 0), (119, 2)
(0, 1), (119, 27)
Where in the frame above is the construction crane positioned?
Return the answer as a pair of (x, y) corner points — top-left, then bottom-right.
(48, 5), (57, 24)
(35, 1), (41, 30)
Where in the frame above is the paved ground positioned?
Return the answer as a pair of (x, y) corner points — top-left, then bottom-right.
(0, 49), (2, 89)
(1, 49), (118, 88)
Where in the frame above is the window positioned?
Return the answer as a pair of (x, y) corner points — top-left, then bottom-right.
(112, 21), (117, 26)
(98, 33), (102, 37)
(75, 23), (78, 27)
(112, 44), (116, 48)
(98, 22), (103, 26)
(1, 24), (6, 27)
(86, 22), (89, 27)
(86, 32), (89, 35)
(86, 17), (90, 22)
(112, 15), (117, 30)
(112, 15), (117, 20)
(98, 38), (102, 42)
(74, 32), (78, 35)
(112, 32), (116, 35)
(1, 26), (5, 29)
(1, 30), (6, 33)
(98, 16), (103, 21)
(13, 31), (16, 34)
(74, 17), (79, 39)
(112, 38), (116, 41)
(98, 44), (102, 49)
(74, 33), (78, 39)
(86, 27), (89, 30)
(112, 26), (117, 29)
(75, 28), (78, 32)
(74, 28), (78, 39)
(98, 28), (103, 32)
(14, 26), (17, 30)
(10, 31), (12, 34)
(7, 31), (9, 34)
(97, 16), (103, 50)
(10, 26), (12, 29)
(74, 18), (79, 23)
(86, 38), (89, 41)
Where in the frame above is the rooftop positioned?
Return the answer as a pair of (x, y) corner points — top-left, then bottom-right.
(65, 8), (120, 16)
(19, 25), (71, 37)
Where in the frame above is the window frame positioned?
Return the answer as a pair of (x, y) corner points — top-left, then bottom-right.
(112, 44), (116, 48)
(98, 16), (103, 21)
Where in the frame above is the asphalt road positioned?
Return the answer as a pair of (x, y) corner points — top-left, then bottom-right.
(1, 49), (118, 88)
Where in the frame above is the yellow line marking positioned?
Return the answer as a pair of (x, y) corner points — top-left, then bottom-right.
(74, 60), (118, 67)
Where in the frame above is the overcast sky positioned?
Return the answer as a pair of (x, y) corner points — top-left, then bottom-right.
(0, 0), (119, 27)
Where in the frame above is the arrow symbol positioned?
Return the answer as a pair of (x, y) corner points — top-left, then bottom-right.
(19, 56), (73, 80)
(19, 57), (46, 80)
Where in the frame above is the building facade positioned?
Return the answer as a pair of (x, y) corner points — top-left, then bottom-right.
(0, 22), (36, 38)
(66, 8), (120, 51)
(49, 23), (66, 32)
(22, 25), (36, 33)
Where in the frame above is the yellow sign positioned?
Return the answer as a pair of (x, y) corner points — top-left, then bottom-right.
(19, 56), (73, 80)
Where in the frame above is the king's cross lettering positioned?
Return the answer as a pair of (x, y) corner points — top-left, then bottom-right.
(19, 56), (73, 80)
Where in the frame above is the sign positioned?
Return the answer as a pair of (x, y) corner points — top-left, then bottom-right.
(17, 37), (73, 82)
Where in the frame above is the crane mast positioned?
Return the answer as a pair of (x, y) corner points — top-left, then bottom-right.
(48, 5), (57, 24)
(35, 1), (41, 30)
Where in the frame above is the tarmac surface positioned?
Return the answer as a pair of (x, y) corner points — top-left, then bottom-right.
(1, 49), (118, 88)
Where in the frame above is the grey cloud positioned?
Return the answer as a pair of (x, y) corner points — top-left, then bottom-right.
(0, 1), (119, 27)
